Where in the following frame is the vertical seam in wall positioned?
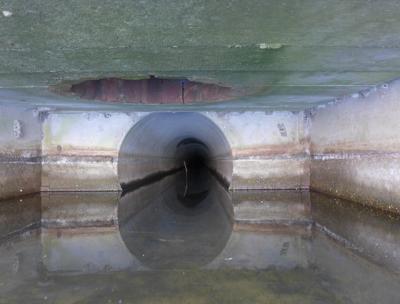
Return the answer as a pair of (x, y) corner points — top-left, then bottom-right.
(40, 110), (48, 192)
(297, 112), (301, 189)
(304, 110), (312, 189)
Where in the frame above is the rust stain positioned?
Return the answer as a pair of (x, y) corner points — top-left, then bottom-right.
(44, 147), (118, 157)
(234, 222), (312, 236)
(42, 226), (118, 237)
(233, 144), (306, 158)
(43, 144), (308, 161)
(310, 142), (400, 154)
(68, 77), (240, 104)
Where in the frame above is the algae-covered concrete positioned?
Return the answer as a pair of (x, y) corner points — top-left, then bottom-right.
(1, 0), (400, 214)
(2, 0), (400, 109)
(311, 191), (400, 273)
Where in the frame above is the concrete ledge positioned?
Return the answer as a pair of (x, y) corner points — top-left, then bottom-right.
(233, 190), (311, 225)
(41, 192), (119, 228)
(311, 156), (400, 213)
(41, 157), (118, 192)
(232, 158), (309, 190)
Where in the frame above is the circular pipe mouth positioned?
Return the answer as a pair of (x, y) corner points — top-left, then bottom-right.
(117, 112), (233, 269)
(118, 112), (233, 193)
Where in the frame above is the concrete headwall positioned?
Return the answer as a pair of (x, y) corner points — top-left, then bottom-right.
(41, 110), (309, 191)
(0, 102), (42, 200)
(310, 80), (400, 213)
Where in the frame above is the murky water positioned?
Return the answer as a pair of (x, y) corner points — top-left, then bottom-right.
(1, 171), (400, 303)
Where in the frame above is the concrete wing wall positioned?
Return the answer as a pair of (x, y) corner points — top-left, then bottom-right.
(207, 111), (309, 189)
(0, 102), (42, 200)
(310, 80), (400, 213)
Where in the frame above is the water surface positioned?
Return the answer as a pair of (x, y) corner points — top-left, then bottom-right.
(0, 172), (400, 303)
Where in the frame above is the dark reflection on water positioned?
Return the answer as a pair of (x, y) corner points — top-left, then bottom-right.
(118, 169), (233, 269)
(1, 178), (400, 303)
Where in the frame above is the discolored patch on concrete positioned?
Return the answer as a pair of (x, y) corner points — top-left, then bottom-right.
(54, 77), (246, 105)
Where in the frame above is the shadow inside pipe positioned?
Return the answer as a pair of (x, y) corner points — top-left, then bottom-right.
(117, 112), (233, 192)
(120, 167), (183, 196)
(118, 167), (233, 269)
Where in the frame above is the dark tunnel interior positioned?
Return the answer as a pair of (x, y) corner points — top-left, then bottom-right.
(118, 112), (233, 195)
(116, 112), (234, 268)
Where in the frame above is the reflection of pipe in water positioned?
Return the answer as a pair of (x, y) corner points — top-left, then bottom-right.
(183, 160), (188, 197)
(118, 170), (233, 269)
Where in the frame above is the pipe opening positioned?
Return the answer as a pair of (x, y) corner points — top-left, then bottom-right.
(118, 112), (233, 194)
(117, 112), (233, 269)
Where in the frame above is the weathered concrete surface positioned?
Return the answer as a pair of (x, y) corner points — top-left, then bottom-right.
(41, 112), (135, 192)
(310, 80), (400, 212)
(232, 158), (309, 190)
(41, 192), (118, 228)
(218, 111), (309, 189)
(232, 190), (311, 226)
(311, 232), (400, 304)
(0, 229), (42, 295)
(311, 156), (400, 212)
(0, 102), (42, 200)
(68, 77), (241, 105)
(311, 192), (400, 273)
(42, 110), (309, 191)
(0, 194), (40, 239)
(2, 1), (400, 109)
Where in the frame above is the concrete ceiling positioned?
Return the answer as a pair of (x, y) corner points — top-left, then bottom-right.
(1, 0), (400, 110)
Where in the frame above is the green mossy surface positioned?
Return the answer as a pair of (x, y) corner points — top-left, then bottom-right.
(0, 268), (341, 304)
(1, 0), (400, 109)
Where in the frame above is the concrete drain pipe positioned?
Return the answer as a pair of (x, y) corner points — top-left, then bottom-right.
(118, 112), (233, 192)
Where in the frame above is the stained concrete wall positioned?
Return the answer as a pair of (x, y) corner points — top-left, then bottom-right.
(3, 77), (399, 211)
(311, 191), (400, 273)
(310, 80), (400, 213)
(0, 102), (42, 200)
(41, 110), (309, 191)
(0, 194), (41, 239)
